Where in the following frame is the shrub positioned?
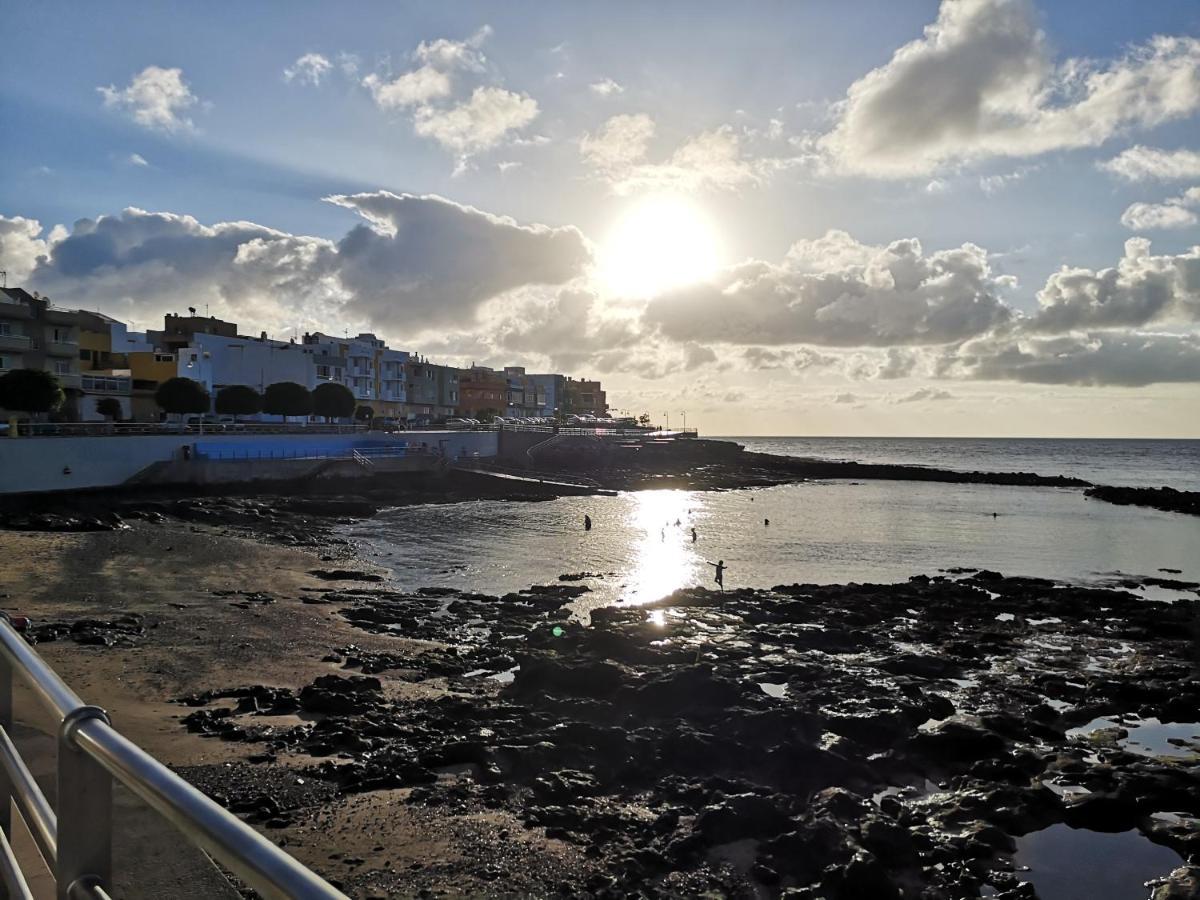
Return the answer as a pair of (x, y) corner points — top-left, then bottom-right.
(263, 381), (312, 418)
(154, 377), (210, 416)
(312, 382), (356, 421)
(215, 384), (262, 420)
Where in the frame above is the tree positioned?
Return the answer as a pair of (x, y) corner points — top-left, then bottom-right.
(637, 412), (651, 427)
(312, 382), (356, 422)
(96, 397), (123, 422)
(215, 384), (262, 421)
(263, 381), (312, 420)
(154, 377), (210, 418)
(0, 368), (65, 418)
(355, 405), (374, 422)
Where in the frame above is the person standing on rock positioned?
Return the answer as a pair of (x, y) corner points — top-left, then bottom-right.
(691, 527), (697, 543)
(584, 514), (592, 531)
(707, 560), (726, 590)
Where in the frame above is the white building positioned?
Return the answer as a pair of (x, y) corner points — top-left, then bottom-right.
(177, 332), (319, 395)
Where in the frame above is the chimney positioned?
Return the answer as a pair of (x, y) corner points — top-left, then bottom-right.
(260, 331), (267, 341)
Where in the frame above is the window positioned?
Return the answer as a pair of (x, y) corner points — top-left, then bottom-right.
(54, 361), (71, 375)
(0, 323), (10, 336)
(155, 353), (173, 363)
(0, 356), (7, 369)
(80, 349), (91, 361)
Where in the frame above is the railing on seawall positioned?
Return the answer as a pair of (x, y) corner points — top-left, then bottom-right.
(0, 613), (347, 900)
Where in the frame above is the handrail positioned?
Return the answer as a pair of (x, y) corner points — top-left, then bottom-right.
(0, 615), (347, 900)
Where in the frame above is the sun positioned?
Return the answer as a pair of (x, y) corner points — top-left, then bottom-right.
(598, 194), (724, 299)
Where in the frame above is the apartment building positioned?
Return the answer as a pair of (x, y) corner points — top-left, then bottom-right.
(565, 377), (608, 417)
(458, 366), (507, 417)
(0, 287), (83, 413)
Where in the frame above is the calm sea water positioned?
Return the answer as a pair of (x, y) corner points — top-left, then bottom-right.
(350, 479), (1200, 613)
(714, 437), (1200, 491)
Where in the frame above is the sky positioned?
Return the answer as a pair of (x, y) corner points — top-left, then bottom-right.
(2, 0), (1199, 437)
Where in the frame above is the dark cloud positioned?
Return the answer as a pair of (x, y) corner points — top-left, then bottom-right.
(941, 330), (1200, 386)
(11, 194), (589, 337)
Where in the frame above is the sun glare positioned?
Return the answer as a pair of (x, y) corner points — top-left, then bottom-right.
(598, 194), (724, 299)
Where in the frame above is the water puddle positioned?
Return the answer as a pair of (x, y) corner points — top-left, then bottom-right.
(1067, 716), (1200, 757)
(1012, 825), (1181, 900)
(757, 682), (788, 699)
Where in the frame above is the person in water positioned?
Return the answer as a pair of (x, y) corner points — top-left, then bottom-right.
(584, 514), (592, 531)
(708, 559), (726, 590)
(764, 517), (770, 527)
(691, 527), (697, 543)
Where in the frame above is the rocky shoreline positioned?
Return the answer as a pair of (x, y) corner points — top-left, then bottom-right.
(164, 569), (1200, 898)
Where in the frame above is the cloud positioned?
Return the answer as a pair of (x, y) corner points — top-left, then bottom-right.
(741, 347), (837, 370)
(1099, 145), (1200, 182)
(1119, 186), (1200, 230)
(589, 78), (624, 97)
(325, 191), (589, 330)
(284, 53), (333, 86)
(579, 113), (655, 171)
(941, 330), (1200, 386)
(98, 66), (199, 133)
(581, 116), (766, 194)
(414, 26), (492, 72)
(683, 342), (718, 369)
(1029, 237), (1200, 331)
(363, 66), (451, 108)
(0, 215), (51, 283)
(833, 392), (860, 404)
(128, 153), (149, 167)
(413, 86), (539, 156)
(894, 387), (954, 403)
(361, 27), (537, 161)
(821, 0), (1200, 177)
(8, 193), (589, 340)
(644, 229), (1015, 347)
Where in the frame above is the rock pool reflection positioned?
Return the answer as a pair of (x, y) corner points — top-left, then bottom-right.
(621, 490), (703, 605)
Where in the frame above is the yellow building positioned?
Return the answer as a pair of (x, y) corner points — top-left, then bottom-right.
(128, 351), (179, 420)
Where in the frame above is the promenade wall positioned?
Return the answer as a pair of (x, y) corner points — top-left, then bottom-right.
(0, 430), (497, 495)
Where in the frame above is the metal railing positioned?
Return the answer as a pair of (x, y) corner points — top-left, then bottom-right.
(0, 614), (347, 900)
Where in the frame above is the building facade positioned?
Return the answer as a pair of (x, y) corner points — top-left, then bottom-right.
(0, 288), (83, 416)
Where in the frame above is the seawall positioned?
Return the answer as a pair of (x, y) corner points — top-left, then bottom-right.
(0, 430), (498, 495)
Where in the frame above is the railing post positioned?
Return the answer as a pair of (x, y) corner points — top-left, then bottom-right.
(56, 708), (111, 900)
(0, 650), (11, 841)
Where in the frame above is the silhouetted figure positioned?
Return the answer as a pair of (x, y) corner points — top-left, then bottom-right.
(691, 527), (697, 543)
(674, 518), (681, 527)
(584, 514), (592, 531)
(992, 512), (998, 518)
(661, 528), (665, 542)
(708, 560), (726, 590)
(764, 518), (770, 527)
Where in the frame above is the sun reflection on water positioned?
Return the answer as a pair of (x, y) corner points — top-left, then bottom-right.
(621, 490), (703, 604)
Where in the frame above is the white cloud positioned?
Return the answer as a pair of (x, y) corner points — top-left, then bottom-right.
(414, 25), (492, 72)
(1099, 145), (1200, 182)
(413, 87), (539, 156)
(360, 26), (537, 162)
(579, 113), (655, 171)
(0, 215), (51, 283)
(589, 78), (624, 97)
(283, 53), (333, 86)
(822, 0), (1200, 177)
(1030, 237), (1200, 331)
(644, 229), (1016, 346)
(98, 66), (200, 133)
(1119, 186), (1200, 230)
(128, 153), (149, 167)
(363, 66), (451, 109)
(580, 115), (767, 194)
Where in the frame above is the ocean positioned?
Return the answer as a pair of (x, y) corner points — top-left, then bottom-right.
(348, 438), (1200, 612)
(716, 436), (1200, 491)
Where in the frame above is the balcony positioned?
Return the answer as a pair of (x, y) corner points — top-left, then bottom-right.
(0, 302), (33, 320)
(45, 340), (80, 357)
(44, 307), (80, 326)
(0, 333), (31, 352)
